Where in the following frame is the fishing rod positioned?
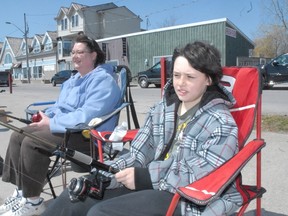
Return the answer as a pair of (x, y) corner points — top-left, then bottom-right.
(0, 120), (118, 174)
(0, 112), (32, 124)
(1, 102), (129, 129)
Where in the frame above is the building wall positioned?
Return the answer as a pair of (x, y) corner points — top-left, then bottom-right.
(98, 19), (254, 78)
(225, 23), (254, 66)
(102, 7), (141, 38)
(83, 7), (141, 39)
(83, 9), (102, 39)
(126, 22), (227, 77)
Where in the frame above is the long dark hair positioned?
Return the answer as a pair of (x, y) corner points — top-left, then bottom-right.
(172, 41), (223, 85)
(75, 32), (105, 67)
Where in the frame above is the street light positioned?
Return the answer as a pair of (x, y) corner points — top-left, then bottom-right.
(5, 13), (30, 83)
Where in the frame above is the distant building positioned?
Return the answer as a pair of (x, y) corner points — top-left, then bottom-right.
(96, 18), (255, 78)
(0, 37), (24, 80)
(0, 3), (255, 84)
(55, 2), (142, 72)
(0, 32), (57, 83)
(0, 2), (142, 83)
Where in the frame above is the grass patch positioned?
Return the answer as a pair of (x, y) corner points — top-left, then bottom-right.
(260, 115), (288, 133)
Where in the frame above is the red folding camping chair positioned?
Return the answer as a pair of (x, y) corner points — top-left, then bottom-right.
(90, 66), (266, 215)
(167, 66), (266, 215)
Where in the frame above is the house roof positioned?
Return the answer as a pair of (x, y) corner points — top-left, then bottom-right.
(32, 34), (45, 47)
(67, 2), (86, 16)
(45, 31), (58, 42)
(0, 37), (22, 63)
(15, 37), (33, 57)
(96, 18), (254, 46)
(83, 2), (117, 12)
(5, 37), (23, 57)
(55, 2), (118, 20)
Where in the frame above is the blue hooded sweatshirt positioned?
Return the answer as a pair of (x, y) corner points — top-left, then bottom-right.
(45, 64), (121, 133)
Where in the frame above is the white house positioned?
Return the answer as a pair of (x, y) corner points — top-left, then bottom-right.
(55, 2), (142, 72)
(0, 2), (142, 83)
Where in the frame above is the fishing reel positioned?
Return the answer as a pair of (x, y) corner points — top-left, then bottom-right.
(68, 171), (111, 202)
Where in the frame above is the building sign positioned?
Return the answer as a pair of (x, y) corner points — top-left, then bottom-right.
(44, 65), (55, 72)
(226, 27), (236, 38)
(236, 57), (272, 66)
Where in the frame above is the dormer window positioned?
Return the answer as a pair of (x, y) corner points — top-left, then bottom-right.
(33, 44), (40, 53)
(4, 53), (12, 64)
(72, 14), (79, 27)
(22, 44), (28, 55)
(61, 18), (68, 30)
(44, 42), (52, 51)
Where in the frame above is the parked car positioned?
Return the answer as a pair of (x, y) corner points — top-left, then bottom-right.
(51, 70), (77, 86)
(137, 60), (172, 88)
(0, 71), (12, 87)
(260, 53), (288, 88)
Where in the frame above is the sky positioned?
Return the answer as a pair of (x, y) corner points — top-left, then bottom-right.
(0, 0), (266, 43)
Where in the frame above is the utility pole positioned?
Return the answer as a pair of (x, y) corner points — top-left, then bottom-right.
(6, 13), (30, 83)
(24, 13), (30, 83)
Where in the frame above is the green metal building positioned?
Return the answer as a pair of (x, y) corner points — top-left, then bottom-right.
(97, 18), (254, 78)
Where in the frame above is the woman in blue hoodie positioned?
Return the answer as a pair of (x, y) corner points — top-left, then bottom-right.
(0, 32), (121, 216)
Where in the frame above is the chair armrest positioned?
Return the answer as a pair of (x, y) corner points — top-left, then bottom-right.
(176, 139), (265, 205)
(26, 101), (56, 110)
(90, 129), (139, 142)
(25, 101), (56, 117)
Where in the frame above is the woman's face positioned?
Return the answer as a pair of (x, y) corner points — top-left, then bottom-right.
(173, 56), (211, 109)
(71, 42), (97, 75)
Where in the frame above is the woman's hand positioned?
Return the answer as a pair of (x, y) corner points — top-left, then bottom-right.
(29, 111), (50, 130)
(115, 167), (135, 190)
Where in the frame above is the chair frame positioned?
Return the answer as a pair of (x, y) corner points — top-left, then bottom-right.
(166, 66), (266, 216)
(30, 66), (139, 198)
(89, 66), (266, 215)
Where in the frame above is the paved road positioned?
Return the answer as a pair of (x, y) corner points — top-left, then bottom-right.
(0, 82), (287, 215)
(261, 84), (288, 115)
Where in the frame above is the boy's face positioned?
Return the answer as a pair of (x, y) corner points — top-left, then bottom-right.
(173, 56), (211, 108)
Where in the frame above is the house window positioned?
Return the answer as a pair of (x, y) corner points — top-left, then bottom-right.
(58, 41), (62, 55)
(75, 15), (78, 26)
(102, 43), (107, 54)
(22, 43), (28, 55)
(33, 44), (40, 53)
(4, 53), (12, 64)
(44, 42), (52, 51)
(101, 43), (107, 60)
(61, 18), (68, 30)
(72, 15), (79, 27)
(61, 20), (64, 30)
(32, 66), (42, 78)
(63, 40), (72, 57)
(64, 18), (68, 30)
(122, 38), (127, 57)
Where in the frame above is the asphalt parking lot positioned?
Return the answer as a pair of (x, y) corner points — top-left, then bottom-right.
(0, 82), (287, 215)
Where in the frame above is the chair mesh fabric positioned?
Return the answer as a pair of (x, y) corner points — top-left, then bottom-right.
(222, 67), (260, 149)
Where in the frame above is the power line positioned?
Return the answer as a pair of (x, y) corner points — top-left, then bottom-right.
(144, 0), (198, 17)
(143, 0), (198, 29)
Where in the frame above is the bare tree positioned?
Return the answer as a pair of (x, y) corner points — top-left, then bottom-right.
(253, 0), (288, 57)
(267, 0), (288, 30)
(254, 24), (288, 57)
